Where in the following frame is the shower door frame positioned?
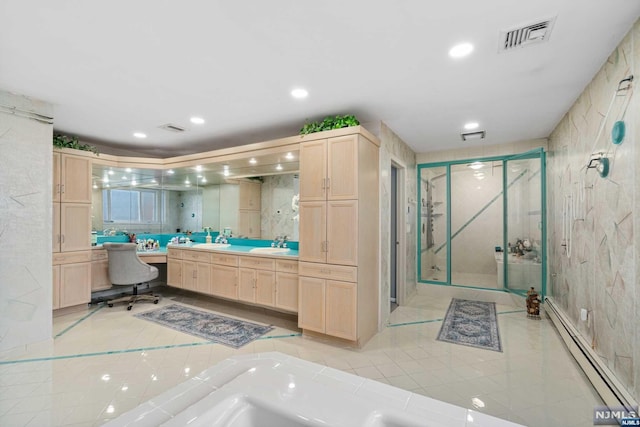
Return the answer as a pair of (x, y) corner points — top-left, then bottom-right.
(417, 148), (547, 298)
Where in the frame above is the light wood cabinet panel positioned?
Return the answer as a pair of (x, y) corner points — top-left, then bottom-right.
(53, 152), (61, 203)
(59, 262), (91, 308)
(182, 260), (197, 291)
(59, 203), (91, 252)
(91, 259), (111, 292)
(299, 139), (328, 201)
(60, 154), (92, 203)
(238, 268), (256, 303)
(167, 259), (182, 287)
(239, 181), (261, 210)
(298, 201), (326, 263)
(325, 281), (357, 340)
(53, 265), (60, 310)
(298, 276), (325, 333)
(53, 202), (61, 253)
(167, 247), (183, 260)
(326, 200), (358, 266)
(211, 264), (238, 300)
(238, 210), (261, 238)
(327, 135), (358, 200)
(255, 270), (275, 307)
(275, 272), (298, 312)
(195, 263), (212, 294)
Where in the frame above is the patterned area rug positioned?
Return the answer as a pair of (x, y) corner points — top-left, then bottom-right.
(437, 299), (502, 352)
(135, 304), (274, 348)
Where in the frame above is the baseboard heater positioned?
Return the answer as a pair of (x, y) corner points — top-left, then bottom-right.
(545, 297), (637, 410)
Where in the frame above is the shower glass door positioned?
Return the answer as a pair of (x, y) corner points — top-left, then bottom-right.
(504, 150), (546, 296)
(418, 166), (447, 283)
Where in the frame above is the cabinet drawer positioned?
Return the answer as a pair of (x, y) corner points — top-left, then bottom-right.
(167, 247), (183, 259)
(91, 249), (108, 261)
(276, 259), (298, 273)
(183, 250), (212, 263)
(298, 262), (357, 283)
(239, 256), (275, 271)
(53, 250), (92, 265)
(211, 253), (238, 267)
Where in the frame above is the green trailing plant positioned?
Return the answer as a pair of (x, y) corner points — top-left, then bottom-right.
(53, 133), (99, 155)
(299, 114), (360, 135)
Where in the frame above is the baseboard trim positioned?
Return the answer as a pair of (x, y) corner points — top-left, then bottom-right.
(545, 296), (637, 410)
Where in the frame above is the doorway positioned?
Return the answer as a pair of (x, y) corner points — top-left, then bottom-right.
(390, 163), (405, 312)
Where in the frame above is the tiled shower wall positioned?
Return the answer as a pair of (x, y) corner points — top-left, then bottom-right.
(379, 123), (417, 328)
(547, 19), (639, 401)
(0, 91), (53, 352)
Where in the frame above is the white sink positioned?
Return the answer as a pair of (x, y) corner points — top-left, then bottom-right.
(193, 243), (231, 249)
(249, 247), (290, 254)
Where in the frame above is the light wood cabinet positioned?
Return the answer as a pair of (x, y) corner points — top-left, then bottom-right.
(238, 210), (261, 239)
(91, 250), (111, 292)
(275, 272), (298, 312)
(52, 150), (92, 310)
(182, 260), (211, 294)
(239, 268), (275, 306)
(219, 181), (262, 238)
(53, 252), (92, 309)
(239, 181), (261, 210)
(211, 264), (238, 300)
(298, 131), (379, 346)
(167, 246), (183, 288)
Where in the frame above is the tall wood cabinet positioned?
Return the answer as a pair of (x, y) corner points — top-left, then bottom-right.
(52, 150), (92, 310)
(298, 132), (379, 345)
(219, 181), (262, 238)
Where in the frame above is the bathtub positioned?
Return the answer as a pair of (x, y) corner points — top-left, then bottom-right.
(105, 352), (523, 427)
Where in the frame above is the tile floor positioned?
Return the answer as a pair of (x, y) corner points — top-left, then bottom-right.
(0, 286), (602, 427)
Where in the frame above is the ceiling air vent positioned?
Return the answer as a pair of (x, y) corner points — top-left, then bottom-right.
(159, 123), (186, 133)
(499, 17), (556, 52)
(461, 131), (486, 141)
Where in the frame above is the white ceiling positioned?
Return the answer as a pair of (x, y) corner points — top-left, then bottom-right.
(1, 1), (639, 157)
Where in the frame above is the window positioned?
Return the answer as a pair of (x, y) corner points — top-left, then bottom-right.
(103, 189), (161, 224)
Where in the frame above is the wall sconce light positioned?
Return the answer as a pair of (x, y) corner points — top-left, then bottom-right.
(587, 152), (609, 178)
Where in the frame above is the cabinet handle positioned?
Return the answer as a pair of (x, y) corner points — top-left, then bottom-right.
(61, 234), (65, 243)
(321, 178), (326, 190)
(320, 269), (331, 274)
(60, 184), (65, 194)
(326, 177), (330, 189)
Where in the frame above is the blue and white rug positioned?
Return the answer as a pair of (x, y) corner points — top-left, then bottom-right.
(135, 304), (274, 348)
(437, 299), (502, 352)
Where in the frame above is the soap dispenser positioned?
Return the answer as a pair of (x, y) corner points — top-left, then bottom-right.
(205, 227), (212, 244)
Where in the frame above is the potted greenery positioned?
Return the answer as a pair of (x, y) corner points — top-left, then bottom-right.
(299, 115), (360, 135)
(53, 133), (98, 155)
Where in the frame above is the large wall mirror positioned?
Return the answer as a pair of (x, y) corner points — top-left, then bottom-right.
(92, 150), (299, 241)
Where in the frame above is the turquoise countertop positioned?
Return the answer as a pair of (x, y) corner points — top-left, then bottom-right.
(94, 242), (298, 258)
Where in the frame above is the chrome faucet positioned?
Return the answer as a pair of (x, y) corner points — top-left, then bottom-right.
(272, 236), (288, 248)
(215, 234), (228, 244)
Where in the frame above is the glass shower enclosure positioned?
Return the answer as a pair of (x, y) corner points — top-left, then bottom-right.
(418, 149), (546, 297)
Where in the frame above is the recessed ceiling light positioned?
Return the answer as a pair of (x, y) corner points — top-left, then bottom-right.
(190, 117), (205, 125)
(291, 88), (308, 99)
(167, 169), (174, 175)
(276, 164), (283, 171)
(223, 165), (229, 170)
(449, 42), (474, 58)
(108, 170), (114, 175)
(285, 152), (294, 160)
(125, 168), (132, 173)
(131, 180), (137, 186)
(121, 175), (128, 180)
(93, 183), (98, 189)
(102, 177), (109, 183)
(133, 132), (147, 138)
(195, 165), (203, 172)
(468, 162), (484, 170)
(249, 158), (257, 165)
(223, 170), (230, 177)
(201, 177), (207, 183)
(464, 122), (479, 130)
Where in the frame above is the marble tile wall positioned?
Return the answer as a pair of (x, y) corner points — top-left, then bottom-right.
(547, 18), (639, 402)
(260, 174), (299, 241)
(0, 90), (53, 353)
(379, 123), (417, 328)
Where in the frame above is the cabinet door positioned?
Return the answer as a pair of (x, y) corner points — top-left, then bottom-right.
(53, 265), (60, 310)
(59, 262), (91, 308)
(167, 259), (182, 288)
(298, 276), (325, 333)
(196, 263), (212, 294)
(211, 264), (238, 299)
(275, 272), (298, 312)
(299, 139), (327, 201)
(325, 280), (357, 341)
(91, 259), (111, 292)
(326, 200), (358, 266)
(61, 154), (92, 203)
(239, 182), (261, 210)
(60, 203), (91, 252)
(298, 201), (326, 263)
(255, 270), (275, 307)
(53, 202), (61, 253)
(53, 152), (61, 203)
(182, 260), (197, 291)
(327, 135), (358, 200)
(238, 268), (256, 302)
(238, 210), (261, 238)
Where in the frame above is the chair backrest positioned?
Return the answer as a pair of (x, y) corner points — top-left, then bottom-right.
(103, 242), (158, 285)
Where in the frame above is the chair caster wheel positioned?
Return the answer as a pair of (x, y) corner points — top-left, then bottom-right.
(154, 299), (159, 304)
(127, 306), (133, 311)
(108, 304), (113, 307)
